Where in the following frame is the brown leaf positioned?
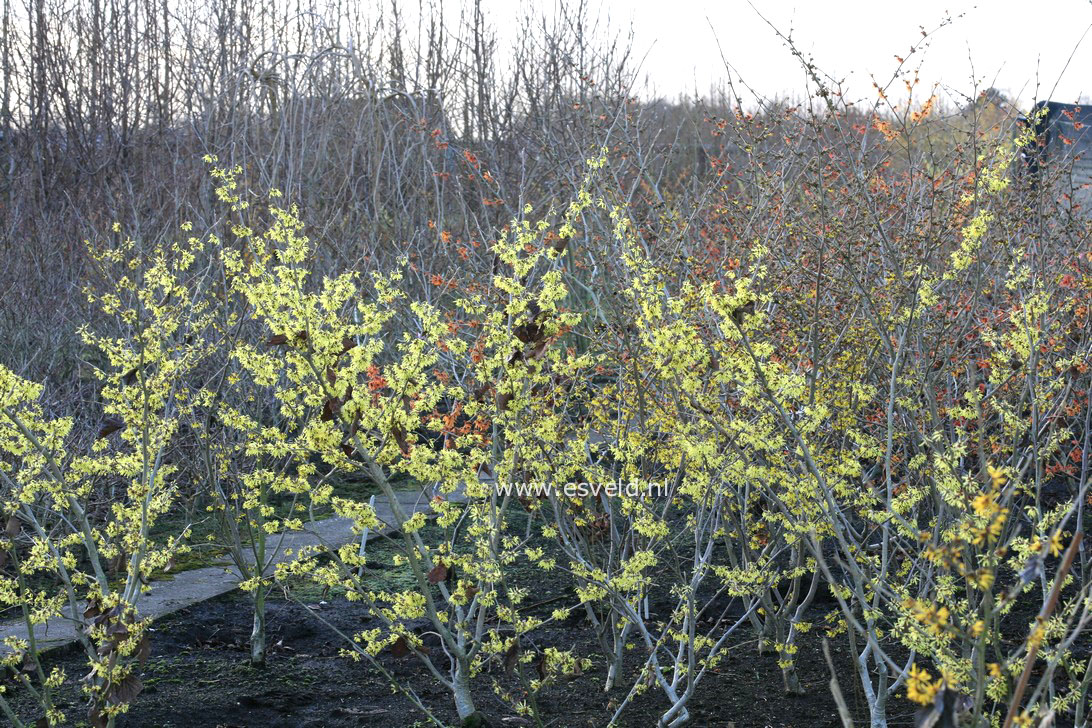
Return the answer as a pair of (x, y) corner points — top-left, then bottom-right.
(730, 300), (756, 326)
(0, 514), (20, 568)
(122, 368), (138, 385)
(392, 425), (411, 456)
(107, 622), (130, 638)
(88, 707), (108, 728)
(97, 417), (125, 439)
(527, 339), (549, 362)
(339, 337), (357, 355)
(503, 640), (520, 675)
(1, 549), (15, 571)
(535, 652), (547, 680)
(427, 564), (448, 584)
(110, 674), (142, 705)
(137, 635), (151, 666)
(513, 321), (544, 344)
(265, 333), (288, 346)
(514, 302), (544, 344)
(390, 636), (410, 658)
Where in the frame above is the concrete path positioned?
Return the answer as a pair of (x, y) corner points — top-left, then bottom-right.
(0, 489), (448, 654)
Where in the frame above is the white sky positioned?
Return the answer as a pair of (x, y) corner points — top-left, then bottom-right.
(473, 0), (1092, 109)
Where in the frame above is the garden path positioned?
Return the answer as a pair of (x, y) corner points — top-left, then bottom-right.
(0, 488), (452, 654)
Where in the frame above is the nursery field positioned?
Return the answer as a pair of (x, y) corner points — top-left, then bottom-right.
(6, 520), (873, 728)
(1, 1), (1092, 728)
(2, 502), (1080, 728)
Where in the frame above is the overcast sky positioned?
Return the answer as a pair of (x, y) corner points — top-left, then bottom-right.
(473, 0), (1092, 110)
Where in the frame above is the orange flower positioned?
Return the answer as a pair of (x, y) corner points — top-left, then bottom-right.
(366, 364), (387, 392)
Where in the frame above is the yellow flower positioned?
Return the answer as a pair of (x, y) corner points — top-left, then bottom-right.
(1028, 619), (1047, 649)
(987, 513), (1007, 542)
(971, 492), (996, 518)
(906, 663), (940, 705)
(1048, 530), (1066, 558)
(929, 607), (950, 636)
(971, 568), (994, 591)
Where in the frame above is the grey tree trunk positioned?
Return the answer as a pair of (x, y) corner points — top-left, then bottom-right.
(453, 659), (485, 726)
(250, 588), (267, 667)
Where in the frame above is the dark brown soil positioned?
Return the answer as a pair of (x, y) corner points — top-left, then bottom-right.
(3, 584), (925, 728)
(13, 504), (1084, 728)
